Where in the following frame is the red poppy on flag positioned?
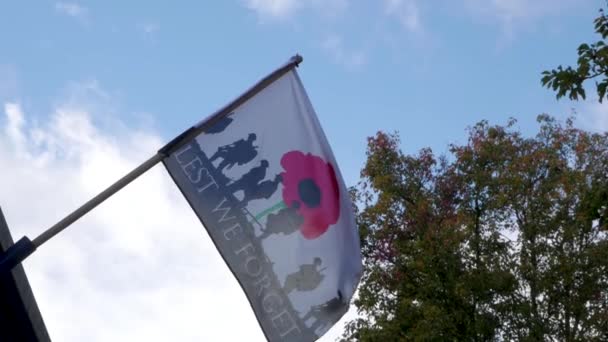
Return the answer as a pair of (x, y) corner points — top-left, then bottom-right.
(280, 151), (340, 239)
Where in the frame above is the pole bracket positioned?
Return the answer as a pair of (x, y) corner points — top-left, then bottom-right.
(0, 237), (36, 275)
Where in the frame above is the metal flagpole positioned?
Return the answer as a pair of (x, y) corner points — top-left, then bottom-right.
(0, 54), (304, 275)
(0, 153), (165, 275)
(32, 154), (164, 248)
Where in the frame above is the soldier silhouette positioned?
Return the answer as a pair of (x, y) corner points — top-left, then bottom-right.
(226, 160), (282, 207)
(205, 113), (234, 134)
(302, 293), (346, 334)
(259, 204), (302, 240)
(241, 174), (282, 206)
(283, 257), (325, 294)
(209, 133), (258, 172)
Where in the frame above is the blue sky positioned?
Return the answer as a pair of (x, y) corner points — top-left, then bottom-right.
(0, 1), (606, 341)
(1, 0), (604, 185)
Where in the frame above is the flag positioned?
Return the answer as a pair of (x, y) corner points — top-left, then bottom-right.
(161, 56), (362, 341)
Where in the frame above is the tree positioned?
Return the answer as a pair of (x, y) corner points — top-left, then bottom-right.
(343, 117), (608, 341)
(541, 4), (608, 102)
(541, 1), (608, 245)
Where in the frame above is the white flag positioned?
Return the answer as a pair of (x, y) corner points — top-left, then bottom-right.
(162, 58), (362, 341)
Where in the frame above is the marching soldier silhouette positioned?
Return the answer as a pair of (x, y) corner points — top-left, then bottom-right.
(258, 204), (303, 240)
(209, 133), (258, 172)
(243, 174), (282, 205)
(283, 257), (325, 294)
(227, 159), (268, 192)
(205, 113), (233, 134)
(226, 160), (281, 206)
(302, 293), (346, 335)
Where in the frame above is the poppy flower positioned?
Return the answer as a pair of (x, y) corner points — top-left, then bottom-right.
(280, 151), (340, 239)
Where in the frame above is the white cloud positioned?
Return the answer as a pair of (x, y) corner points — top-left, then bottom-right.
(4, 103), (26, 153)
(384, 0), (422, 33)
(243, 0), (348, 20)
(140, 23), (159, 35)
(245, 0), (300, 18)
(322, 34), (367, 70)
(579, 100), (608, 133)
(54, 2), (88, 21)
(0, 99), (263, 341)
(0, 88), (354, 340)
(137, 23), (160, 43)
(464, 0), (580, 37)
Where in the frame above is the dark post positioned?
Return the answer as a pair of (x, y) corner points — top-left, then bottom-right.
(0, 207), (50, 342)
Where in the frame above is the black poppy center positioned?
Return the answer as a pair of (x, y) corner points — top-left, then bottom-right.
(298, 178), (321, 208)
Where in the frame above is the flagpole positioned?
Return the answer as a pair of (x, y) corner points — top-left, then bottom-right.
(0, 153), (165, 274)
(33, 153), (165, 247)
(0, 54), (304, 275)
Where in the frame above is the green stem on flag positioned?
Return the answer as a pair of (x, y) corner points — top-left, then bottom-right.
(254, 201), (287, 221)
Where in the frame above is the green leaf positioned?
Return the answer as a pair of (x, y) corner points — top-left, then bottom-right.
(597, 80), (608, 102)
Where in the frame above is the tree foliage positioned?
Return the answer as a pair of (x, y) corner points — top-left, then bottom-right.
(343, 116), (608, 341)
(541, 4), (608, 102)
